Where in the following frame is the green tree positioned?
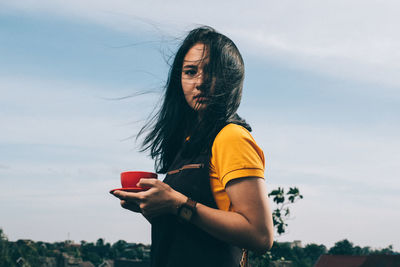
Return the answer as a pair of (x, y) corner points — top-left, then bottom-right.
(0, 229), (12, 267)
(328, 239), (354, 255)
(248, 250), (271, 267)
(374, 245), (395, 255)
(17, 240), (42, 266)
(268, 187), (303, 235)
(269, 242), (296, 261)
(95, 238), (111, 259)
(80, 241), (102, 266)
(110, 240), (127, 259)
(304, 243), (327, 265)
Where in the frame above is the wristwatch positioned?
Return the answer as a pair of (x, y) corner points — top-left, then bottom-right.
(177, 198), (197, 222)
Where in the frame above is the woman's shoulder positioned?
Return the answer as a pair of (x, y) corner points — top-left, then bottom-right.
(214, 123), (254, 143)
(210, 123), (265, 186)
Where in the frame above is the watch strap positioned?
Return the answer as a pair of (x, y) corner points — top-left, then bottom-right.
(178, 198), (197, 221)
(184, 198), (197, 210)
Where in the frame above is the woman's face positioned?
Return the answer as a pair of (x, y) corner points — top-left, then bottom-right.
(181, 43), (212, 112)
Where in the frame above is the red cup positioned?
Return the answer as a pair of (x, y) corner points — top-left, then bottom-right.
(121, 171), (158, 190)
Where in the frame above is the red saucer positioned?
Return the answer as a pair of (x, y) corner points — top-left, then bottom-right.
(109, 187), (149, 194)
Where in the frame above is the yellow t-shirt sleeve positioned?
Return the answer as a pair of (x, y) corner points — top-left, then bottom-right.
(210, 124), (265, 210)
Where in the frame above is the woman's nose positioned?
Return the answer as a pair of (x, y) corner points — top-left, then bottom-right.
(195, 74), (203, 90)
(195, 74), (204, 91)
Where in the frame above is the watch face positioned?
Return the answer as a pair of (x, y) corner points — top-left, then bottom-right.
(181, 207), (193, 221)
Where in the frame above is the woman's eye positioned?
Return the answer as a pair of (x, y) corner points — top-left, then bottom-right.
(184, 70), (197, 76)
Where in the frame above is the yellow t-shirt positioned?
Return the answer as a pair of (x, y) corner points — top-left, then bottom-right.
(209, 123), (265, 211)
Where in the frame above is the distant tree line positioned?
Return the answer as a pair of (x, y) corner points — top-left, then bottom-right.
(1, 228), (397, 267)
(250, 239), (397, 267)
(0, 228), (149, 267)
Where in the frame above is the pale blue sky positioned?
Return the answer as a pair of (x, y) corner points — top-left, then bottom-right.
(1, 1), (399, 250)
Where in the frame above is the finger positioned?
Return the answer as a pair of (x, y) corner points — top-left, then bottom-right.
(139, 203), (154, 217)
(110, 190), (121, 197)
(139, 202), (147, 211)
(120, 200), (141, 213)
(139, 203), (161, 219)
(120, 199), (128, 208)
(113, 190), (143, 201)
(137, 178), (158, 187)
(112, 190), (127, 199)
(121, 199), (140, 207)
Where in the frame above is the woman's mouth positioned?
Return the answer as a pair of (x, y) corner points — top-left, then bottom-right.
(196, 97), (208, 102)
(194, 95), (208, 103)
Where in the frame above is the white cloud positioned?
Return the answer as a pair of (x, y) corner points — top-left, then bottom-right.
(3, 0), (400, 90)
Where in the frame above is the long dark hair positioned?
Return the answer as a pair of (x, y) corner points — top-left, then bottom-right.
(139, 26), (251, 173)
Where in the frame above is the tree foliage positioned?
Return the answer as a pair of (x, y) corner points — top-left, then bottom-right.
(328, 239), (395, 256)
(269, 187), (303, 235)
(0, 229), (150, 267)
(0, 229), (12, 267)
(1, 228), (398, 267)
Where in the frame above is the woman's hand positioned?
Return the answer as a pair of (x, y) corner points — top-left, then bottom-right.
(112, 177), (273, 253)
(112, 178), (187, 220)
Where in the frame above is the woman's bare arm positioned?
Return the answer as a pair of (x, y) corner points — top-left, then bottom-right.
(112, 177), (274, 253)
(191, 177), (273, 253)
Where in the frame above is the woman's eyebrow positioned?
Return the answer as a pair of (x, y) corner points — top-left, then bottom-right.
(182, 64), (198, 69)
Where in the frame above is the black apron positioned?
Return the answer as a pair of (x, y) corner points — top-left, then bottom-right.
(150, 151), (242, 267)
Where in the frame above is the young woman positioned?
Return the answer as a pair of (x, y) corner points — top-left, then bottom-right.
(112, 26), (274, 267)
